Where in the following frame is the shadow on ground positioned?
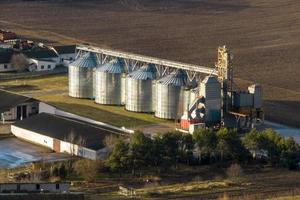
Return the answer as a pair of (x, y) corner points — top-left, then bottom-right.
(264, 100), (300, 128)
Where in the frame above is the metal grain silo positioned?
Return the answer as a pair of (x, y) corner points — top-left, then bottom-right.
(95, 59), (124, 105)
(69, 52), (97, 99)
(125, 64), (156, 112)
(155, 70), (186, 119)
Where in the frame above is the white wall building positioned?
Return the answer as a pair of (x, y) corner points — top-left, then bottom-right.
(0, 90), (39, 121)
(0, 183), (69, 193)
(11, 113), (115, 160)
(28, 58), (57, 72)
(54, 45), (76, 65)
(0, 51), (14, 72)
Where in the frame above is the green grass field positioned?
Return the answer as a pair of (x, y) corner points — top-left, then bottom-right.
(0, 74), (68, 93)
(0, 74), (172, 128)
(38, 94), (170, 128)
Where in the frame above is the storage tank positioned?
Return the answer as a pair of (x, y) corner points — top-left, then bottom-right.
(125, 64), (156, 112)
(95, 59), (124, 105)
(248, 84), (262, 108)
(68, 52), (97, 99)
(233, 92), (254, 107)
(155, 70), (186, 119)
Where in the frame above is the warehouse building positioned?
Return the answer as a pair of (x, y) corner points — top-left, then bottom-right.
(28, 58), (57, 71)
(11, 113), (119, 160)
(54, 45), (76, 65)
(24, 48), (60, 65)
(0, 183), (69, 193)
(0, 90), (39, 121)
(0, 50), (13, 72)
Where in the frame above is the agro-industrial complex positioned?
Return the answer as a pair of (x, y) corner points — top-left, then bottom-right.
(69, 45), (264, 133)
(0, 38), (264, 160)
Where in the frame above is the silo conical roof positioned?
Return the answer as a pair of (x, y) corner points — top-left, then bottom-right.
(158, 70), (186, 86)
(97, 59), (124, 73)
(127, 64), (156, 80)
(70, 52), (97, 68)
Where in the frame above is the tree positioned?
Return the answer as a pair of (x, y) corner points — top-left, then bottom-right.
(104, 134), (118, 155)
(160, 131), (181, 169)
(65, 131), (86, 156)
(217, 128), (249, 162)
(106, 138), (129, 175)
(129, 131), (153, 175)
(151, 135), (164, 173)
(193, 128), (217, 164)
(74, 159), (101, 182)
(262, 128), (283, 164)
(10, 53), (29, 72)
(178, 133), (194, 165)
(243, 129), (263, 158)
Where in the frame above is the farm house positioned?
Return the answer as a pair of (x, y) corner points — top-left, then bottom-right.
(53, 45), (76, 65)
(0, 50), (13, 72)
(28, 58), (57, 71)
(0, 90), (39, 121)
(11, 113), (119, 160)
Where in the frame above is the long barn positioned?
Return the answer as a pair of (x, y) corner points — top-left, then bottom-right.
(11, 113), (122, 160)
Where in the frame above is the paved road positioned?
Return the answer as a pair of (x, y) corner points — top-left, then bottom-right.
(0, 137), (70, 168)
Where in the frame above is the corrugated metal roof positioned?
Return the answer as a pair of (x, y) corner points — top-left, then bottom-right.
(23, 48), (58, 59)
(97, 59), (124, 73)
(70, 52), (97, 68)
(127, 64), (156, 80)
(158, 70), (186, 86)
(13, 113), (122, 151)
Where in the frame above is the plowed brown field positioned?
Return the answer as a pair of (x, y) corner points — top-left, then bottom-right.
(0, 0), (299, 126)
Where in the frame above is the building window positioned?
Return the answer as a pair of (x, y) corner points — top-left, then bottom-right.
(4, 65), (7, 69)
(56, 184), (60, 190)
(41, 65), (44, 69)
(48, 65), (51, 69)
(36, 184), (40, 190)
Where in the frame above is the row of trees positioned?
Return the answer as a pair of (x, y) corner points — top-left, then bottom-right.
(106, 128), (300, 175)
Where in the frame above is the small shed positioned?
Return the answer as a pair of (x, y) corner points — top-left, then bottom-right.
(0, 90), (39, 121)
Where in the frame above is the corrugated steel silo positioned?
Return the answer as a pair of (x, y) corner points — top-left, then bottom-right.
(68, 52), (97, 99)
(125, 64), (156, 112)
(155, 70), (186, 119)
(95, 59), (124, 105)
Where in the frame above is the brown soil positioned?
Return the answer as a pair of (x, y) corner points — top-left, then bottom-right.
(0, 0), (299, 126)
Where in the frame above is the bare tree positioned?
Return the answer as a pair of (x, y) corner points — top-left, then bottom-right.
(66, 130), (86, 156)
(10, 53), (29, 72)
(104, 134), (117, 154)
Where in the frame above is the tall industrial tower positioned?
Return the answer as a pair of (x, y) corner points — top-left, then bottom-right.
(215, 46), (233, 120)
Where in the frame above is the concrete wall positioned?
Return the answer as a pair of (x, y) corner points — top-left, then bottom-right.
(0, 193), (84, 200)
(60, 140), (97, 160)
(59, 53), (75, 65)
(2, 102), (39, 121)
(11, 126), (54, 149)
(11, 124), (99, 160)
(0, 63), (13, 72)
(28, 59), (56, 71)
(0, 183), (69, 193)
